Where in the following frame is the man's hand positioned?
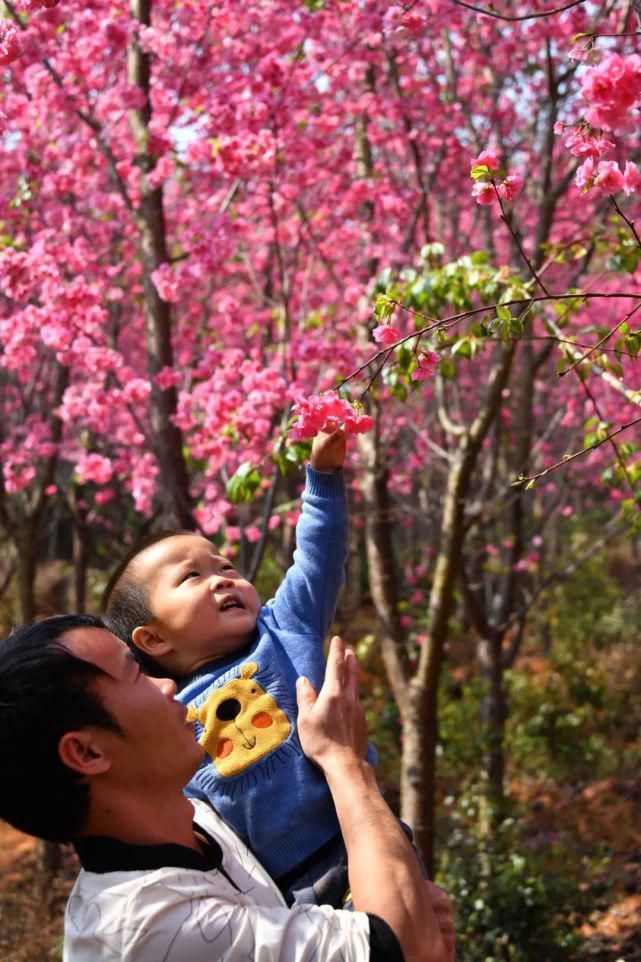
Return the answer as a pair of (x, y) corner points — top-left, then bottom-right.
(427, 882), (456, 962)
(296, 636), (368, 772)
(310, 429), (347, 472)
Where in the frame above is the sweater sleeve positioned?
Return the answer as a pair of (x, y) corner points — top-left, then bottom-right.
(266, 465), (348, 639)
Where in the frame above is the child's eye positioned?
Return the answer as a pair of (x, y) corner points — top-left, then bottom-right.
(220, 564), (235, 573)
(181, 570), (200, 582)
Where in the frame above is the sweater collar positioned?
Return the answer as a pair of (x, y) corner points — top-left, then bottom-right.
(73, 823), (223, 874)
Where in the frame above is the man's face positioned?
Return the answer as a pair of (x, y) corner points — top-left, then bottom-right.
(61, 628), (204, 791)
(134, 535), (261, 666)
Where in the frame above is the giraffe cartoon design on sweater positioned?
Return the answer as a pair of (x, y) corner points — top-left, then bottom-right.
(186, 663), (291, 777)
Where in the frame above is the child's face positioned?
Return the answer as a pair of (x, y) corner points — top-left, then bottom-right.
(134, 534), (261, 668)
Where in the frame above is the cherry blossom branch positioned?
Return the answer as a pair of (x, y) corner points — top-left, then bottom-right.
(546, 315), (641, 409)
(585, 30), (641, 36)
(558, 300), (641, 376)
(578, 373), (639, 506)
(611, 194), (641, 250)
(527, 335), (639, 358)
(496, 194), (549, 297)
(387, 290), (640, 330)
(358, 347), (396, 402)
(450, 0), (588, 22)
(513, 414), (641, 487)
(3, 0), (134, 214)
(337, 289), (641, 391)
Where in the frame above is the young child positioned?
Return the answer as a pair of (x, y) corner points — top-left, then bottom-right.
(104, 430), (366, 906)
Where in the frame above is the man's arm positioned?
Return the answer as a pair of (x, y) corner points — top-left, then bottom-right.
(297, 637), (448, 962)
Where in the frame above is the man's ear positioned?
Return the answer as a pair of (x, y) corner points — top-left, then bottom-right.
(58, 731), (112, 777)
(131, 625), (174, 658)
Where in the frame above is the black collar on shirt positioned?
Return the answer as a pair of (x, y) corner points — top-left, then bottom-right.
(73, 823), (224, 874)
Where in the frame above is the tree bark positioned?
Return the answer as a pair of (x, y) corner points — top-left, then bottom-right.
(478, 631), (507, 815)
(128, 0), (194, 529)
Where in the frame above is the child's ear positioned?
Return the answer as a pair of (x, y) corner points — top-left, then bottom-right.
(131, 625), (174, 658)
(58, 730), (111, 777)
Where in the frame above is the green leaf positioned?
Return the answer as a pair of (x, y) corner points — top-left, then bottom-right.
(373, 293), (395, 320)
(226, 462), (262, 504)
(452, 337), (472, 358)
(440, 357), (457, 380)
(396, 344), (414, 374)
(470, 164), (491, 181)
(625, 333), (641, 357)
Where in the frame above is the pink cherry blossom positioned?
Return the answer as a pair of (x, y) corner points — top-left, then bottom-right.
(0, 23), (22, 66)
(151, 264), (180, 302)
(472, 181), (497, 205)
(593, 160), (625, 194)
(411, 350), (440, 381)
(557, 124), (614, 160)
(372, 324), (402, 346)
(155, 367), (181, 389)
(75, 453), (114, 486)
(497, 173), (523, 202)
(290, 392), (374, 440)
(622, 162), (641, 195)
(581, 53), (641, 132)
(472, 149), (501, 171)
(575, 156), (595, 191)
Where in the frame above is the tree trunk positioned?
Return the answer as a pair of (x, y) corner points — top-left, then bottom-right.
(72, 517), (91, 613)
(401, 678), (438, 875)
(128, 0), (194, 529)
(478, 632), (507, 816)
(15, 532), (38, 622)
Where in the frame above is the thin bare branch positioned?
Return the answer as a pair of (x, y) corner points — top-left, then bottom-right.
(514, 414), (641, 486)
(450, 0), (588, 22)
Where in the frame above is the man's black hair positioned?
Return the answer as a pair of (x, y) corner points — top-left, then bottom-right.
(102, 530), (198, 676)
(0, 614), (121, 842)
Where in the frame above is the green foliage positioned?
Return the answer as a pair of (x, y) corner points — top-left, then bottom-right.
(437, 788), (581, 962)
(226, 461), (263, 504)
(507, 555), (641, 781)
(371, 250), (536, 397)
(437, 672), (485, 778)
(251, 546), (285, 601)
(507, 663), (619, 782)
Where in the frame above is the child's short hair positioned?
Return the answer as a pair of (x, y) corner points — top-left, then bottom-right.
(102, 530), (195, 675)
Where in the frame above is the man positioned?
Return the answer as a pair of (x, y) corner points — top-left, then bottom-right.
(0, 613), (453, 962)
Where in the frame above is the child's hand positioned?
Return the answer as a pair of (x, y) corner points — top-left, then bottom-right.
(310, 429), (346, 472)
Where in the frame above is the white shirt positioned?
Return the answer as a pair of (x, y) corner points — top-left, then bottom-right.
(63, 799), (372, 962)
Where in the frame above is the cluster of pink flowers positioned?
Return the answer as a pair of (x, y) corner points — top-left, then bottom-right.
(290, 391), (374, 440)
(0, 23), (22, 67)
(470, 150), (524, 206)
(554, 123), (614, 160)
(411, 350), (440, 381)
(554, 119), (641, 196)
(575, 157), (641, 196)
(581, 52), (641, 133)
(75, 452), (114, 486)
(372, 324), (402, 347)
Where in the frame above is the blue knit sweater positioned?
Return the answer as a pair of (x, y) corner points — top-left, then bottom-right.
(177, 466), (350, 879)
